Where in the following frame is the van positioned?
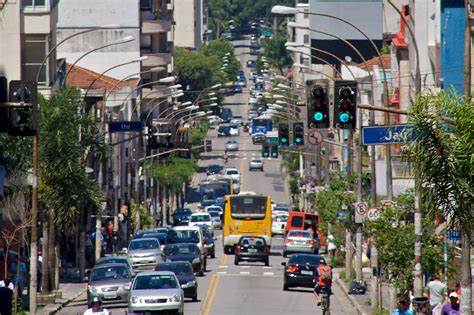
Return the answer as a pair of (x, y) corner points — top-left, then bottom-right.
(285, 211), (327, 252)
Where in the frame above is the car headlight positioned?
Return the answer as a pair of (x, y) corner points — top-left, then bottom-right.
(169, 294), (181, 303)
(192, 257), (200, 264)
(131, 296), (139, 304)
(88, 285), (98, 293)
(123, 283), (131, 291)
(187, 280), (196, 287)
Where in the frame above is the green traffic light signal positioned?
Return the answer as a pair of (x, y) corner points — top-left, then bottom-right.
(339, 112), (350, 123)
(272, 152), (278, 157)
(314, 112), (323, 121)
(263, 152), (269, 157)
(281, 137), (287, 143)
(295, 137), (302, 143)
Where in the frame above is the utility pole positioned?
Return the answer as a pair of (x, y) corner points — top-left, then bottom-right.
(355, 101), (364, 282)
(113, 132), (120, 255)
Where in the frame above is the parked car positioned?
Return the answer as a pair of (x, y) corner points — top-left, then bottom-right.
(127, 238), (163, 270)
(202, 227), (216, 259)
(234, 236), (270, 266)
(283, 230), (319, 257)
(225, 140), (239, 151)
(282, 254), (325, 291)
(206, 164), (221, 175)
(93, 256), (134, 277)
(162, 243), (206, 276)
(128, 271), (184, 314)
(249, 158), (264, 172)
(155, 262), (198, 302)
(87, 263), (132, 306)
(189, 212), (214, 236)
(172, 208), (193, 226)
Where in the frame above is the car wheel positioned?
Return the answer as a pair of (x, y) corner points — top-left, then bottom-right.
(198, 269), (204, 277)
(192, 294), (198, 302)
(283, 283), (289, 291)
(264, 258), (270, 266)
(234, 257), (239, 265)
(211, 250), (216, 259)
(282, 251), (287, 258)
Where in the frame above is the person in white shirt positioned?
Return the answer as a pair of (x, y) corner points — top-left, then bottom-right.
(426, 275), (446, 314)
(84, 297), (110, 315)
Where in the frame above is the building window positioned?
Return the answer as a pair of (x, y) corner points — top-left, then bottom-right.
(140, 35), (152, 51)
(22, 35), (48, 84)
(140, 0), (152, 11)
(303, 34), (309, 44)
(22, 0), (46, 8)
(303, 10), (309, 19)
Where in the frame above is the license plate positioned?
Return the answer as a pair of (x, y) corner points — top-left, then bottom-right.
(104, 292), (117, 299)
(300, 270), (313, 275)
(248, 248), (257, 253)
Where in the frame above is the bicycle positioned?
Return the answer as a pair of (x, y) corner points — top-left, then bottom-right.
(320, 287), (331, 315)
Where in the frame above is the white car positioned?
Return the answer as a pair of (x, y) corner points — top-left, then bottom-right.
(224, 168), (240, 182)
(229, 124), (240, 136)
(204, 205), (223, 215)
(249, 158), (264, 171)
(189, 213), (214, 236)
(272, 213), (288, 236)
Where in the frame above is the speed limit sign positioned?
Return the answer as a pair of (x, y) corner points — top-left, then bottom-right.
(366, 207), (379, 221)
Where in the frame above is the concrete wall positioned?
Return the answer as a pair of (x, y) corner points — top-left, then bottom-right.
(383, 0), (409, 35)
(174, 0), (201, 50)
(0, 1), (22, 80)
(56, 0), (141, 80)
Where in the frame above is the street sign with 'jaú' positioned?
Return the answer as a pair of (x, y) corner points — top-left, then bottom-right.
(108, 121), (142, 133)
(362, 125), (415, 145)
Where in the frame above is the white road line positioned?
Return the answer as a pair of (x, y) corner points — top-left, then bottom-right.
(239, 271), (250, 275)
(217, 271), (227, 275)
(240, 266), (250, 268)
(218, 265), (228, 268)
(263, 272), (274, 276)
(263, 266), (273, 269)
(243, 157), (247, 160)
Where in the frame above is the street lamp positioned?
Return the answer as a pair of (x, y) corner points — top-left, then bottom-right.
(65, 36), (135, 80)
(286, 46), (343, 79)
(105, 66), (165, 99)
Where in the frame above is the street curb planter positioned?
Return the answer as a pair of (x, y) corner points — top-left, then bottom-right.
(335, 277), (368, 315)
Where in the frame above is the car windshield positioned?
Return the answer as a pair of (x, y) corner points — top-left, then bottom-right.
(164, 244), (199, 256)
(155, 263), (193, 277)
(133, 274), (178, 290)
(129, 239), (159, 250)
(226, 170), (239, 175)
(96, 257), (128, 266)
(288, 231), (312, 238)
(208, 211), (220, 218)
(174, 208), (192, 215)
(191, 215), (211, 222)
(167, 229), (200, 244)
(91, 266), (129, 281)
(274, 215), (288, 222)
(142, 233), (167, 244)
(252, 159), (262, 163)
(288, 255), (322, 266)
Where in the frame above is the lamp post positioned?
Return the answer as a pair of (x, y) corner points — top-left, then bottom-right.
(64, 36), (135, 80)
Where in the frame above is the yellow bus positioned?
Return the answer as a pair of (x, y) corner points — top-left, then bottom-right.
(222, 193), (272, 254)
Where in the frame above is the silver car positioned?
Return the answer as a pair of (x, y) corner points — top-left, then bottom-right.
(87, 263), (132, 306)
(249, 158), (264, 171)
(208, 211), (222, 229)
(225, 140), (239, 151)
(128, 271), (184, 314)
(127, 238), (163, 270)
(283, 230), (319, 257)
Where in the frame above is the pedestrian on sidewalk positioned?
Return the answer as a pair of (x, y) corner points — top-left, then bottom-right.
(440, 292), (460, 315)
(0, 279), (13, 315)
(392, 299), (413, 315)
(426, 274), (446, 315)
(9, 256), (26, 298)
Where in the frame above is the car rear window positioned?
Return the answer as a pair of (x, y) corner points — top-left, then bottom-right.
(288, 230), (311, 238)
(164, 244), (199, 256)
(129, 239), (159, 250)
(290, 216), (304, 228)
(288, 255), (322, 266)
(239, 237), (266, 246)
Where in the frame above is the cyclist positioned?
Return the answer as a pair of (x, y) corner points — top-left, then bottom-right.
(84, 297), (111, 315)
(313, 259), (332, 306)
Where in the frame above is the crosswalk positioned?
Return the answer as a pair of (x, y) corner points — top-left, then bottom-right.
(201, 151), (277, 160)
(211, 264), (283, 277)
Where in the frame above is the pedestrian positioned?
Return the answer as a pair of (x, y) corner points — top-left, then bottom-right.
(392, 299), (413, 315)
(327, 234), (337, 259)
(9, 256), (26, 297)
(426, 274), (446, 314)
(440, 292), (460, 315)
(85, 234), (93, 267)
(0, 279), (13, 315)
(37, 250), (43, 292)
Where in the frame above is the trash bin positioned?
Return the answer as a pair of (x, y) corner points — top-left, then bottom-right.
(411, 296), (430, 314)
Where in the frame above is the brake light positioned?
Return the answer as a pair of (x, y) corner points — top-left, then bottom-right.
(286, 265), (299, 272)
(236, 245), (241, 252)
(307, 239), (314, 244)
(286, 238), (295, 243)
(264, 246), (270, 253)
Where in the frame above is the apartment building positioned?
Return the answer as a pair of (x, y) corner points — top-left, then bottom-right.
(174, 0), (208, 51)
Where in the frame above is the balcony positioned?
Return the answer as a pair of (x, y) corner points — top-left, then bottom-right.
(141, 9), (172, 34)
(142, 52), (172, 67)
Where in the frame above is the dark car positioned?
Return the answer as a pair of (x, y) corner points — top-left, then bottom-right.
(246, 60), (256, 68)
(252, 132), (266, 145)
(172, 208), (193, 226)
(155, 261), (198, 302)
(217, 125), (231, 137)
(201, 227), (215, 259)
(243, 122), (250, 133)
(206, 164), (221, 175)
(282, 254), (325, 291)
(162, 243), (205, 276)
(234, 236), (270, 266)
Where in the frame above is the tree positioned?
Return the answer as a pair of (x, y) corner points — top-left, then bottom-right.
(408, 90), (473, 314)
(262, 33), (292, 74)
(201, 40), (240, 82)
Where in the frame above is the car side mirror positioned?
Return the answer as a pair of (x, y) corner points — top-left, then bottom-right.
(281, 262), (286, 266)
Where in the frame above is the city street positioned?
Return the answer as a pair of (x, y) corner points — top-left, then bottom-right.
(58, 38), (357, 315)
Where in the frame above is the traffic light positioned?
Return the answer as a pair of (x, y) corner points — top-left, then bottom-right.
(307, 83), (329, 129)
(8, 80), (38, 136)
(293, 122), (304, 146)
(147, 125), (159, 149)
(278, 123), (289, 146)
(334, 80), (357, 129)
(261, 143), (270, 158)
(270, 144), (279, 158)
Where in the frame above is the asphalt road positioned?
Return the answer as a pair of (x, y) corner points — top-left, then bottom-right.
(58, 37), (356, 315)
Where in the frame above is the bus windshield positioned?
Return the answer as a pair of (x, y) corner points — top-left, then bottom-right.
(229, 196), (267, 220)
(201, 182), (227, 200)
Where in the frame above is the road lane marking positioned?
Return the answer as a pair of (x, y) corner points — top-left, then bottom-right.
(217, 271), (227, 274)
(263, 266), (272, 269)
(263, 272), (274, 276)
(240, 266), (250, 268)
(198, 274), (217, 315)
(239, 271), (250, 275)
(218, 265), (228, 268)
(204, 274), (220, 315)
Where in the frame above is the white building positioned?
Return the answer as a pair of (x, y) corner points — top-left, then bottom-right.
(174, 0), (208, 50)
(0, 0), (61, 95)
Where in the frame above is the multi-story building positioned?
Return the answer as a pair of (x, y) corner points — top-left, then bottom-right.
(174, 0), (208, 50)
(0, 0), (61, 96)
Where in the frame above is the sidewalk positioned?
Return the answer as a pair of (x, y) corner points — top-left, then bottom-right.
(36, 282), (87, 315)
(334, 267), (391, 315)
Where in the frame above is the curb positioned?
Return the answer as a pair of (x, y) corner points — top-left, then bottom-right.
(48, 287), (87, 315)
(335, 278), (368, 315)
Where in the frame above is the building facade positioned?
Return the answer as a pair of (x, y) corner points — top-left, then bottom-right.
(174, 0), (208, 50)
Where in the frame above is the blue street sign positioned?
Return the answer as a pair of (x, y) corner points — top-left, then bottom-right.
(447, 230), (461, 241)
(108, 121), (142, 133)
(362, 125), (415, 145)
(336, 210), (347, 222)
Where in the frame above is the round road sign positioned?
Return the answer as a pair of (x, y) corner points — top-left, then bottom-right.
(355, 202), (368, 216)
(308, 129), (323, 145)
(366, 207), (379, 221)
